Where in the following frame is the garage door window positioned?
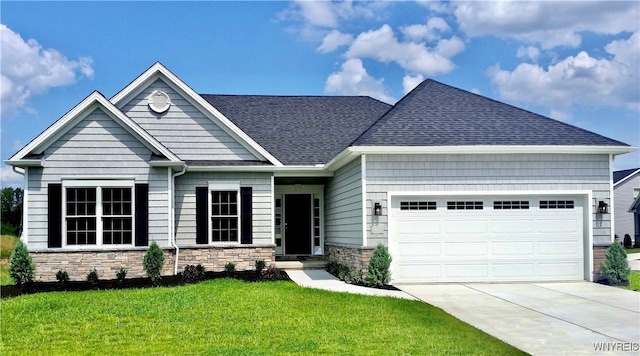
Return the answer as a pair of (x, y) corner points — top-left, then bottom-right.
(400, 201), (436, 210)
(493, 201), (529, 210)
(447, 201), (483, 210)
(540, 200), (574, 209)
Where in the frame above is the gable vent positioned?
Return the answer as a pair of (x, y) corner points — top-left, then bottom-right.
(147, 90), (171, 113)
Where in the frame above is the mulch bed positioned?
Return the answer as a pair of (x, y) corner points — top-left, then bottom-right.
(0, 270), (290, 299)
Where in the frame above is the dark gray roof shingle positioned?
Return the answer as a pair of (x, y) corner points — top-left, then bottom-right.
(354, 79), (629, 147)
(200, 95), (391, 165)
(614, 168), (640, 184)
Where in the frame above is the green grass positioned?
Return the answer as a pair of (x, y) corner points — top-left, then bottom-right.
(0, 279), (525, 355)
(625, 247), (640, 254)
(628, 271), (640, 291)
(0, 233), (19, 286)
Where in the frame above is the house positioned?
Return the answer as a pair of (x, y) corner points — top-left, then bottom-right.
(6, 62), (635, 283)
(613, 168), (640, 246)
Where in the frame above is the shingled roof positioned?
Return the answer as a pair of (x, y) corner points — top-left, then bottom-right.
(353, 79), (629, 147)
(614, 168), (640, 184)
(200, 95), (391, 165)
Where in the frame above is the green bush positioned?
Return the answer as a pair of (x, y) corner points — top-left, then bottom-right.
(255, 259), (266, 272)
(261, 265), (284, 281)
(86, 269), (99, 286)
(116, 267), (128, 284)
(9, 240), (35, 286)
(56, 270), (69, 283)
(143, 241), (165, 285)
(365, 244), (392, 287)
(224, 262), (236, 273)
(182, 264), (205, 283)
(600, 243), (630, 286)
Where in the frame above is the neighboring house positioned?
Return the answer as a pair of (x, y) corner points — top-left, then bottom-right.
(6, 62), (635, 283)
(613, 168), (640, 246)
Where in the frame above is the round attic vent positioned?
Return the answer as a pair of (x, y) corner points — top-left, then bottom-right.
(148, 90), (171, 113)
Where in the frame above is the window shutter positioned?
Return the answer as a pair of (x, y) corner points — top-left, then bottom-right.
(48, 183), (63, 248)
(196, 187), (208, 244)
(135, 183), (149, 246)
(240, 187), (253, 244)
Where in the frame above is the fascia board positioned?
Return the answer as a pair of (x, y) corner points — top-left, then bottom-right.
(350, 145), (636, 155)
(110, 62), (283, 167)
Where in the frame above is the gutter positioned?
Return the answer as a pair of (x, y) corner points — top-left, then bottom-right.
(171, 164), (187, 275)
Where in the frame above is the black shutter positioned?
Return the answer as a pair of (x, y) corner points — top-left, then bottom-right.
(195, 187), (208, 244)
(135, 183), (149, 246)
(48, 183), (62, 248)
(240, 187), (252, 244)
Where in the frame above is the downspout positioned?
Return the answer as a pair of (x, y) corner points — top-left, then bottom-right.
(12, 166), (26, 242)
(171, 164), (187, 275)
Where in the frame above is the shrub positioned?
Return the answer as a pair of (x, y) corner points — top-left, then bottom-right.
(326, 261), (362, 285)
(9, 240), (35, 286)
(116, 267), (128, 284)
(224, 262), (236, 273)
(261, 265), (283, 281)
(55, 270), (69, 283)
(326, 260), (340, 276)
(86, 269), (99, 286)
(623, 234), (632, 248)
(365, 244), (392, 287)
(255, 259), (266, 272)
(600, 242), (630, 286)
(182, 264), (206, 283)
(143, 241), (165, 285)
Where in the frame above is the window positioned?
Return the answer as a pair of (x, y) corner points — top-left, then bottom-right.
(447, 201), (483, 210)
(210, 190), (238, 242)
(493, 201), (530, 210)
(63, 181), (134, 246)
(400, 201), (436, 210)
(540, 200), (574, 209)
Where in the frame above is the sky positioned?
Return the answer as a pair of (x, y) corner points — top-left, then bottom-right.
(1, 0), (638, 188)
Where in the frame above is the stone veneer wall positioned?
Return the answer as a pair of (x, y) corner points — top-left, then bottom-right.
(326, 243), (375, 279)
(30, 244), (275, 282)
(592, 244), (610, 281)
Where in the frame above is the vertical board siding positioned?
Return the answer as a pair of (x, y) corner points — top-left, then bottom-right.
(614, 174), (640, 238)
(27, 108), (168, 249)
(175, 172), (272, 245)
(120, 79), (258, 161)
(365, 153), (612, 245)
(325, 157), (363, 246)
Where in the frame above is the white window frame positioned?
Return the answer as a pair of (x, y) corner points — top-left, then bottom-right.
(62, 180), (135, 248)
(208, 182), (241, 245)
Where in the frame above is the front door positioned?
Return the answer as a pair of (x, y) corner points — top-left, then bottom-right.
(284, 194), (312, 255)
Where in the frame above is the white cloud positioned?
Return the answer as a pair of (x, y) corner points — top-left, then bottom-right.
(346, 24), (464, 76)
(0, 24), (93, 116)
(325, 58), (395, 104)
(516, 46), (540, 61)
(293, 0), (338, 28)
(453, 1), (639, 48)
(402, 74), (424, 94)
(488, 31), (640, 112)
(401, 17), (450, 42)
(317, 30), (353, 53)
(0, 166), (23, 188)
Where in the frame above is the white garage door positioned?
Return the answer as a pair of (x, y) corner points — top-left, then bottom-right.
(389, 195), (585, 283)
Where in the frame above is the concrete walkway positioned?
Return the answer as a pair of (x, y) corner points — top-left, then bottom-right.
(399, 282), (640, 355)
(628, 253), (640, 270)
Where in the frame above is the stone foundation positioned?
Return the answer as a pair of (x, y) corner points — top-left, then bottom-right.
(30, 244), (275, 282)
(325, 243), (375, 279)
(592, 244), (610, 281)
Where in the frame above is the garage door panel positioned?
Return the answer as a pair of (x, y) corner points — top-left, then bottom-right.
(390, 194), (585, 283)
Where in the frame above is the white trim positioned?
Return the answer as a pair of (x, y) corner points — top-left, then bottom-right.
(387, 190), (593, 282)
(110, 63), (283, 167)
(188, 165), (333, 176)
(4, 159), (42, 167)
(271, 175), (275, 245)
(361, 155), (367, 247)
(19, 167), (28, 244)
(171, 165), (187, 274)
(349, 145), (636, 156)
(7, 92), (182, 165)
(613, 168), (640, 187)
(609, 154), (615, 243)
(207, 182), (241, 245)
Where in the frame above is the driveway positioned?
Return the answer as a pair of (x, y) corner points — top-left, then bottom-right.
(398, 282), (640, 355)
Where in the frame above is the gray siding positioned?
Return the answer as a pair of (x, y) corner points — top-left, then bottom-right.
(365, 153), (612, 245)
(28, 108), (169, 249)
(120, 79), (258, 162)
(325, 157), (363, 246)
(614, 173), (640, 238)
(174, 172), (272, 245)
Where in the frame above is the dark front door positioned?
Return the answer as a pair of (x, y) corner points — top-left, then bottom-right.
(284, 194), (312, 255)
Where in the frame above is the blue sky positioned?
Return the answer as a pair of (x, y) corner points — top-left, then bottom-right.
(1, 1), (638, 187)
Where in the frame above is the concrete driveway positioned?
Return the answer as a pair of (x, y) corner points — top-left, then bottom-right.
(398, 282), (640, 355)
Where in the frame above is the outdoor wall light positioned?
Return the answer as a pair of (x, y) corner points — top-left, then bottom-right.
(374, 202), (382, 216)
(598, 201), (609, 214)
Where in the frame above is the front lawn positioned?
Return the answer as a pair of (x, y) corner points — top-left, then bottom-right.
(628, 271), (640, 291)
(0, 279), (525, 355)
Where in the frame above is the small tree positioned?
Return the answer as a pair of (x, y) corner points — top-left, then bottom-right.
(143, 241), (165, 285)
(365, 244), (392, 287)
(9, 240), (35, 286)
(600, 242), (630, 286)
